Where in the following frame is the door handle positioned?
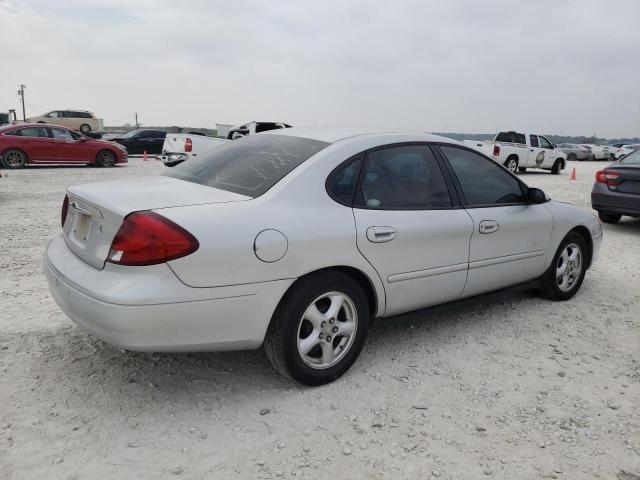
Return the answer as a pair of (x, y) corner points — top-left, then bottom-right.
(366, 226), (397, 243)
(479, 220), (499, 234)
(530, 149), (534, 152)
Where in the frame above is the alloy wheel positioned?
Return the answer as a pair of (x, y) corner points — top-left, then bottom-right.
(556, 243), (583, 292)
(296, 291), (358, 370)
(4, 150), (25, 168)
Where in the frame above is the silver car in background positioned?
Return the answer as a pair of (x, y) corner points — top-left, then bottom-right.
(556, 143), (592, 161)
(45, 129), (603, 385)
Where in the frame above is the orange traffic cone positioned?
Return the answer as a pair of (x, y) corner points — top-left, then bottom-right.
(569, 167), (576, 181)
(143, 150), (148, 161)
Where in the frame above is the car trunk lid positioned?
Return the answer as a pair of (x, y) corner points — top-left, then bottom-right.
(62, 176), (250, 269)
(605, 166), (640, 195)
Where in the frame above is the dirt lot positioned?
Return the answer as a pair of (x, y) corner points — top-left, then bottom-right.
(1, 159), (638, 480)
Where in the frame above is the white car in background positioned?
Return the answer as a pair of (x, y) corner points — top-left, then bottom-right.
(45, 129), (602, 385)
(160, 133), (228, 166)
(580, 144), (609, 160)
(614, 144), (640, 159)
(463, 131), (567, 174)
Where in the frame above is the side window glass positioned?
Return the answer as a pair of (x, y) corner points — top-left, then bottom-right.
(441, 146), (525, 206)
(17, 127), (48, 138)
(539, 136), (552, 149)
(356, 145), (452, 209)
(530, 135), (539, 148)
(46, 111), (59, 118)
(51, 128), (73, 140)
(326, 157), (362, 205)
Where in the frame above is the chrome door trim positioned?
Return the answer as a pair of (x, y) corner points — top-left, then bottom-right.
(387, 262), (468, 283)
(468, 250), (545, 270)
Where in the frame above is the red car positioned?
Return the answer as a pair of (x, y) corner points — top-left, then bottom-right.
(0, 123), (127, 168)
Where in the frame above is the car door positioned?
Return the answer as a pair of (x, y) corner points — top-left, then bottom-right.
(8, 126), (55, 161)
(527, 134), (546, 168)
(49, 127), (92, 162)
(537, 135), (557, 167)
(349, 144), (474, 316)
(438, 145), (553, 297)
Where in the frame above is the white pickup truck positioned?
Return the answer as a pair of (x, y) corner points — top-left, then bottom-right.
(463, 131), (567, 174)
(160, 133), (228, 166)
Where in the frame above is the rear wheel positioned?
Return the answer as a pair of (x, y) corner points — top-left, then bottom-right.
(504, 156), (518, 173)
(540, 232), (588, 301)
(567, 153), (577, 161)
(96, 149), (116, 167)
(264, 271), (370, 386)
(551, 159), (562, 175)
(598, 212), (621, 223)
(80, 123), (91, 134)
(2, 149), (27, 168)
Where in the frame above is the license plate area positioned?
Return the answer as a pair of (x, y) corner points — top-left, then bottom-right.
(72, 211), (91, 242)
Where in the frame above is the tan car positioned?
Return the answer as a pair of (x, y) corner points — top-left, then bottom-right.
(27, 110), (101, 134)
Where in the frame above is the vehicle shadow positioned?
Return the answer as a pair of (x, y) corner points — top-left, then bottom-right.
(603, 217), (640, 234)
(20, 288), (538, 409)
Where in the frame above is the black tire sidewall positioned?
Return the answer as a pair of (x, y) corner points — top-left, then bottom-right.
(3, 149), (27, 168)
(269, 272), (370, 386)
(544, 232), (588, 300)
(80, 124), (91, 133)
(96, 150), (115, 167)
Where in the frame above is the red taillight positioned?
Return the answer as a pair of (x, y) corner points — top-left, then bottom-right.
(184, 138), (192, 153)
(493, 144), (500, 156)
(107, 212), (199, 266)
(61, 195), (69, 227)
(595, 170), (620, 186)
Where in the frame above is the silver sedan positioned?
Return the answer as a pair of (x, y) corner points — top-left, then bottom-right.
(45, 129), (603, 385)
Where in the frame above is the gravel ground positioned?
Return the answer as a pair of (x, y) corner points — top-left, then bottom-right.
(1, 159), (638, 480)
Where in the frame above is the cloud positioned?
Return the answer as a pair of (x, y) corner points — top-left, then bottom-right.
(1, 0), (638, 137)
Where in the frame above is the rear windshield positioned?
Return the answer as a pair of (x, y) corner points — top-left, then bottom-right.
(495, 131), (526, 144)
(164, 134), (330, 197)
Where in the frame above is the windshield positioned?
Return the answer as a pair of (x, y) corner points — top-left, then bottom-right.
(621, 148), (640, 165)
(164, 134), (329, 197)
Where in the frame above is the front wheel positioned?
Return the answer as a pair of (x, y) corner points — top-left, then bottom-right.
(551, 160), (562, 175)
(96, 150), (116, 167)
(264, 272), (370, 386)
(567, 153), (577, 161)
(598, 212), (621, 223)
(540, 232), (588, 301)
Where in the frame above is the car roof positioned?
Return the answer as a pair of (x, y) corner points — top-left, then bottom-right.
(0, 122), (70, 132)
(261, 126), (457, 145)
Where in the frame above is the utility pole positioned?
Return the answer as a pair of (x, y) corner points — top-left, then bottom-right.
(135, 112), (139, 129)
(17, 84), (26, 121)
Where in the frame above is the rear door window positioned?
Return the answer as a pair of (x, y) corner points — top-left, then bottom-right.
(165, 134), (329, 197)
(354, 145), (452, 209)
(11, 127), (49, 138)
(530, 135), (539, 147)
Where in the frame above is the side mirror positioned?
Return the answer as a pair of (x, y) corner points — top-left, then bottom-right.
(527, 187), (549, 204)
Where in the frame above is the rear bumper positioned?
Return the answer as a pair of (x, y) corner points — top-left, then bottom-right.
(44, 234), (293, 352)
(592, 189), (640, 217)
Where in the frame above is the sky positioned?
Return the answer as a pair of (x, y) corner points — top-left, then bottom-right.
(1, 0), (639, 138)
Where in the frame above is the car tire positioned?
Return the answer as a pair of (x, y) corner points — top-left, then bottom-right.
(96, 149), (116, 168)
(504, 156), (518, 173)
(567, 153), (577, 161)
(551, 160), (562, 175)
(518, 167), (527, 172)
(80, 124), (91, 134)
(598, 212), (621, 223)
(264, 271), (370, 386)
(2, 148), (27, 168)
(540, 232), (588, 301)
